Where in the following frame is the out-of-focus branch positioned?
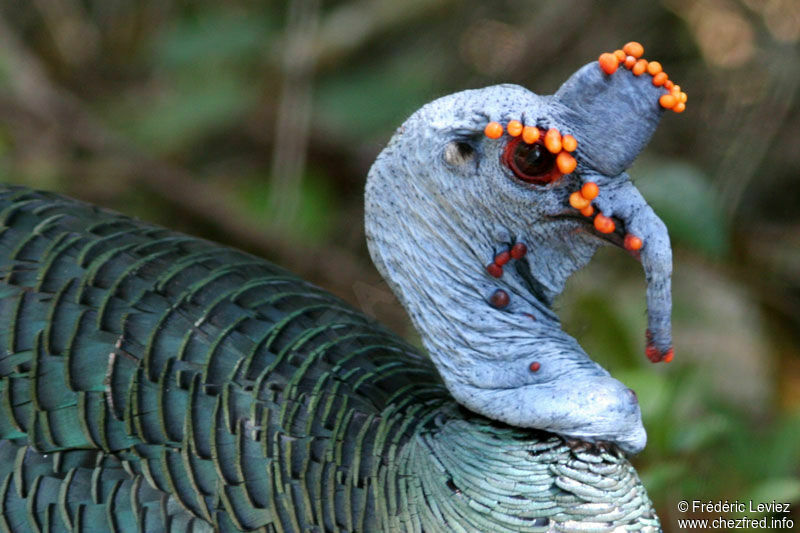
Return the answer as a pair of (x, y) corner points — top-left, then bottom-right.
(269, 0), (320, 224)
(713, 53), (799, 216)
(30, 0), (101, 68)
(313, 0), (454, 67)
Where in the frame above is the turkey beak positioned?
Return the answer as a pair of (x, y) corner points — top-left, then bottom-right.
(587, 176), (674, 363)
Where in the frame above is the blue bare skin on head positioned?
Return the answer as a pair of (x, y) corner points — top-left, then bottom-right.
(364, 57), (675, 454)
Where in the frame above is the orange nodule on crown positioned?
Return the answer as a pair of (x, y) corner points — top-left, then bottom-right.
(623, 41), (644, 59)
(562, 134), (578, 152)
(522, 125), (540, 144)
(659, 94), (677, 108)
(483, 121), (580, 178)
(557, 151), (577, 175)
(624, 55), (637, 69)
(484, 122), (503, 139)
(544, 128), (562, 154)
(506, 120), (523, 137)
(597, 41), (687, 114)
(598, 53), (619, 75)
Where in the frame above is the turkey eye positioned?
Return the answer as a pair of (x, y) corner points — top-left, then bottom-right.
(502, 137), (559, 185)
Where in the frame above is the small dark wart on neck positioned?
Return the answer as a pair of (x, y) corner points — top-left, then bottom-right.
(626, 388), (638, 403)
(486, 242), (526, 279)
(510, 242), (527, 259)
(489, 289), (510, 309)
(486, 262), (503, 278)
(494, 249), (511, 266)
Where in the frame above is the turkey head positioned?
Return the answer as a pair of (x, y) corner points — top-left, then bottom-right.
(365, 43), (683, 454)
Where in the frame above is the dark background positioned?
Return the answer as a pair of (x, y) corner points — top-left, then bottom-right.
(0, 1), (798, 530)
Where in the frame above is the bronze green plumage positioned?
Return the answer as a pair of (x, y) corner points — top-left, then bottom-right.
(0, 184), (660, 531)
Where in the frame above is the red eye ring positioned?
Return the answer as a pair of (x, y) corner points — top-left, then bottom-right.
(502, 135), (562, 185)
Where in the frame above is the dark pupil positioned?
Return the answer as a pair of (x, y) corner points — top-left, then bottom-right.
(513, 142), (553, 176)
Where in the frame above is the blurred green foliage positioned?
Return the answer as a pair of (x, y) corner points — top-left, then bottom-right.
(110, 9), (270, 153)
(636, 158), (730, 258)
(0, 1), (799, 531)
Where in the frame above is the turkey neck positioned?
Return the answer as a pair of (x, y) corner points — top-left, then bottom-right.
(365, 152), (609, 397)
(383, 406), (645, 533)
